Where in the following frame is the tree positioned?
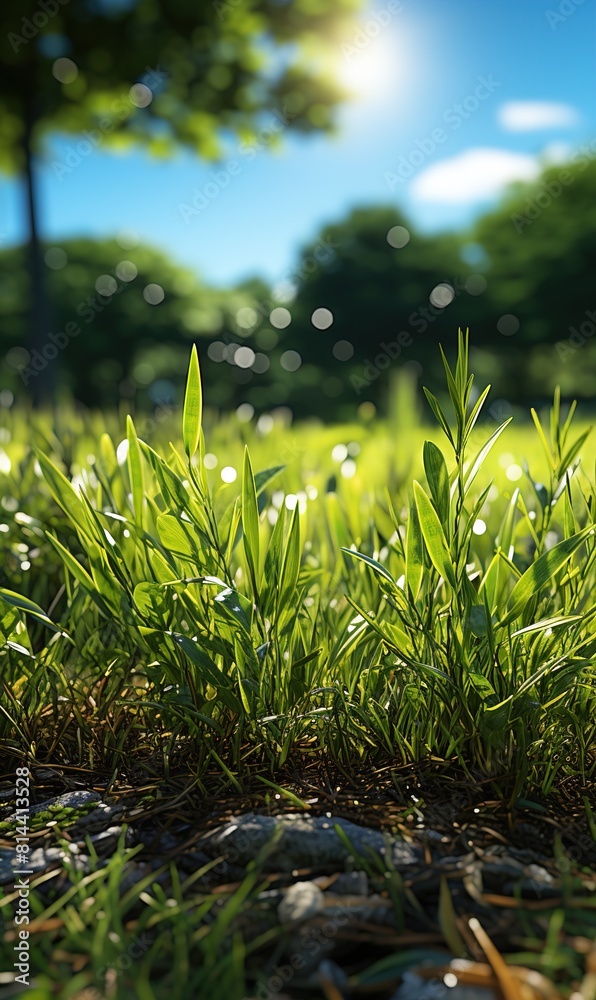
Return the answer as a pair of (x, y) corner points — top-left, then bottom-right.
(0, 238), (261, 408)
(467, 155), (596, 404)
(0, 0), (360, 402)
(267, 205), (466, 418)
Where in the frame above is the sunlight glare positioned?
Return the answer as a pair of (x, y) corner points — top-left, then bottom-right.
(336, 35), (399, 100)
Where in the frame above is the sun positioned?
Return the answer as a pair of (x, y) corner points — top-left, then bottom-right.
(335, 35), (398, 100)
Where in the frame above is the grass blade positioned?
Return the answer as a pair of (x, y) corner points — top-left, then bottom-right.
(502, 525), (594, 625)
(413, 480), (456, 588)
(182, 344), (202, 459)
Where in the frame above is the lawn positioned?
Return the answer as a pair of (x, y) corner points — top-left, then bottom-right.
(0, 333), (595, 999)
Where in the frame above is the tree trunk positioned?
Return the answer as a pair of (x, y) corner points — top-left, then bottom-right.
(22, 100), (53, 406)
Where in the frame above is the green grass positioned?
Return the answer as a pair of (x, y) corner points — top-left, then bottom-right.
(1, 332), (595, 795)
(1, 332), (595, 998)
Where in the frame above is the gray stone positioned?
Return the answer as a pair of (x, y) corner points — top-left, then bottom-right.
(278, 881), (324, 925)
(68, 801), (125, 835)
(0, 844), (90, 884)
(84, 826), (127, 855)
(177, 848), (213, 873)
(199, 813), (422, 873)
(323, 892), (394, 925)
(4, 789), (100, 823)
(331, 870), (369, 895)
(503, 862), (559, 898)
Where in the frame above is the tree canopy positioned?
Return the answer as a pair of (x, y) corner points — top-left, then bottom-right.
(1, 0), (358, 169)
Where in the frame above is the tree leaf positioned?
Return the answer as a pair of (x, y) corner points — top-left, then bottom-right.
(35, 450), (92, 539)
(464, 418), (512, 494)
(213, 587), (252, 633)
(169, 633), (241, 712)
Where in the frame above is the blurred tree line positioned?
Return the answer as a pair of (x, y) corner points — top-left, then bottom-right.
(1, 156), (595, 420)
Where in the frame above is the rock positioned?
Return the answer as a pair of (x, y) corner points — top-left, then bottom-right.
(68, 801), (125, 835)
(200, 813), (423, 873)
(281, 925), (336, 975)
(478, 853), (525, 888)
(0, 844), (90, 884)
(3, 789), (100, 823)
(84, 825), (128, 855)
(278, 881), (324, 925)
(117, 858), (172, 895)
(331, 870), (368, 895)
(503, 862), (559, 898)
(323, 892), (395, 925)
(508, 846), (549, 865)
(177, 848), (213, 873)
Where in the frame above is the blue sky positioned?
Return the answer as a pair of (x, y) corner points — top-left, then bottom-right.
(1, 0), (595, 286)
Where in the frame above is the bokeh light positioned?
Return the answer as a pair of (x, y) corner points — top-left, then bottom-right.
(387, 226), (410, 248)
(44, 248), (68, 270)
(143, 283), (165, 305)
(311, 308), (333, 330)
(52, 58), (78, 83)
(429, 284), (455, 308)
(270, 307), (292, 329)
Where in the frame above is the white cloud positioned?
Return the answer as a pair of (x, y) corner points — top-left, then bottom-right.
(498, 101), (580, 132)
(411, 148), (540, 204)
